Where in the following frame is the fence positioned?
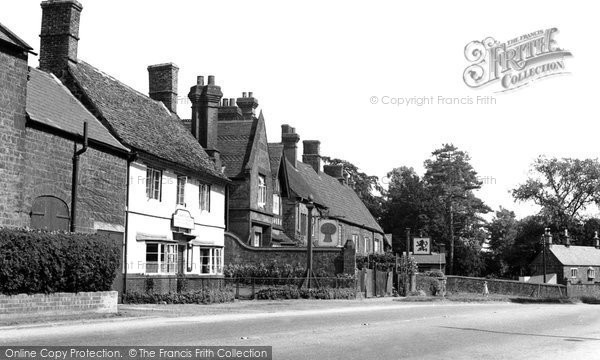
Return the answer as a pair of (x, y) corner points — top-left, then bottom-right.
(357, 269), (393, 298)
(446, 276), (567, 298)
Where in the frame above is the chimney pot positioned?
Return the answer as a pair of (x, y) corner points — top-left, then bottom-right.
(197, 76), (204, 86)
(230, 98), (236, 106)
(208, 75), (215, 85)
(242, 92), (247, 98)
(188, 73), (223, 150)
(223, 99), (229, 106)
(249, 91), (253, 97)
(282, 124), (300, 168)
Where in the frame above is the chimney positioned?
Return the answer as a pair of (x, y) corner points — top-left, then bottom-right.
(236, 92), (258, 120)
(218, 97), (243, 121)
(39, 0), (83, 76)
(188, 75), (223, 166)
(148, 63), (179, 113)
(324, 164), (346, 185)
(564, 229), (570, 247)
(595, 231), (600, 249)
(281, 124), (300, 168)
(302, 140), (321, 173)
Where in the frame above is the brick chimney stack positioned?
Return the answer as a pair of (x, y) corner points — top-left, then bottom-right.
(324, 164), (346, 185)
(564, 229), (570, 247)
(148, 63), (179, 113)
(39, 0), (83, 76)
(281, 124), (300, 168)
(188, 75), (223, 168)
(302, 140), (321, 173)
(236, 92), (258, 120)
(218, 97), (243, 121)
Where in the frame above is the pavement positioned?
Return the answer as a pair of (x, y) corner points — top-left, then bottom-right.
(1, 298), (599, 359)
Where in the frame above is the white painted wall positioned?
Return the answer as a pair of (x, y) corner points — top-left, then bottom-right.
(125, 161), (226, 276)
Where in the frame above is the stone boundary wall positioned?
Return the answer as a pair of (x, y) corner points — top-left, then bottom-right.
(0, 291), (118, 319)
(567, 283), (600, 298)
(446, 276), (566, 298)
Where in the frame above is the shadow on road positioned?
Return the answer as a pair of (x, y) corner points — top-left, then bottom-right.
(438, 326), (600, 341)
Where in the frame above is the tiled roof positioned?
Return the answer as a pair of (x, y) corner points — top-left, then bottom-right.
(68, 61), (226, 180)
(550, 245), (600, 266)
(413, 252), (446, 265)
(217, 119), (256, 178)
(285, 160), (384, 233)
(267, 143), (284, 179)
(0, 21), (34, 52)
(26, 68), (127, 152)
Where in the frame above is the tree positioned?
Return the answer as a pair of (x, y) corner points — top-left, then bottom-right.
(485, 207), (519, 277)
(512, 156), (600, 231)
(423, 144), (491, 275)
(322, 157), (384, 220)
(381, 166), (430, 254)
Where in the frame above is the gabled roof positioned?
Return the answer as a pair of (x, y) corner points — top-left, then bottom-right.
(217, 119), (256, 178)
(267, 143), (284, 179)
(549, 245), (600, 266)
(26, 68), (127, 152)
(284, 160), (384, 233)
(67, 61), (226, 181)
(0, 21), (34, 53)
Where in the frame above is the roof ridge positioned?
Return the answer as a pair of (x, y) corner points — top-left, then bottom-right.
(78, 60), (175, 118)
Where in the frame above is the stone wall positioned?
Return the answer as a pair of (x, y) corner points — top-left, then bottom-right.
(567, 283), (600, 298)
(446, 276), (566, 298)
(0, 291), (118, 320)
(225, 232), (356, 275)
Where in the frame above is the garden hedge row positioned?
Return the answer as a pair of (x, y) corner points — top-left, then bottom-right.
(0, 228), (120, 295)
(123, 288), (235, 304)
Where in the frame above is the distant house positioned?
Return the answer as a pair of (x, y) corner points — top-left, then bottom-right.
(530, 244), (600, 285)
(36, 0), (230, 280)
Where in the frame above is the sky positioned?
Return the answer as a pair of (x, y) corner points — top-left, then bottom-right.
(3, 0), (599, 219)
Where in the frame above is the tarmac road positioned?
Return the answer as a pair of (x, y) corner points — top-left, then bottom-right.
(1, 300), (599, 359)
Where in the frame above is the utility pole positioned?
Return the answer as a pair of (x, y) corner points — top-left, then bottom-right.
(405, 227), (410, 296)
(301, 196), (317, 290)
(543, 228), (552, 283)
(449, 201), (454, 275)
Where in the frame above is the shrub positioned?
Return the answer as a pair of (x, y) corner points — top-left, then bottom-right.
(423, 270), (445, 279)
(256, 286), (356, 300)
(123, 287), (235, 304)
(0, 228), (120, 295)
(416, 275), (442, 296)
(580, 296), (600, 304)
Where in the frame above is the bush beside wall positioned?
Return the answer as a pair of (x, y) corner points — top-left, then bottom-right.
(123, 288), (235, 304)
(0, 228), (120, 295)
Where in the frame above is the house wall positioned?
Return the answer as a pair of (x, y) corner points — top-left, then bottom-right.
(561, 266), (600, 285)
(126, 161), (226, 276)
(530, 249), (599, 285)
(0, 43), (28, 227)
(0, 43), (127, 232)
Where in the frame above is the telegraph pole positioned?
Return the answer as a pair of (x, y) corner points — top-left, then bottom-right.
(449, 201), (454, 275)
(405, 228), (410, 296)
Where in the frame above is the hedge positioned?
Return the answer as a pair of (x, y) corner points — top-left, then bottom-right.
(256, 286), (356, 300)
(0, 228), (120, 295)
(123, 288), (235, 304)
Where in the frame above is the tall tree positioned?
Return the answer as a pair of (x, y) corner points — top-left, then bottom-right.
(485, 207), (519, 277)
(512, 156), (600, 231)
(423, 144), (491, 275)
(322, 157), (384, 220)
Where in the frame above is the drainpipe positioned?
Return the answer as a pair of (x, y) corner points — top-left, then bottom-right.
(70, 122), (88, 232)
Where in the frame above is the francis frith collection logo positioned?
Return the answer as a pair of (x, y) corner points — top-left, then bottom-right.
(463, 28), (572, 92)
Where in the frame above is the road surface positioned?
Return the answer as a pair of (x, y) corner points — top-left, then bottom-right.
(1, 300), (599, 359)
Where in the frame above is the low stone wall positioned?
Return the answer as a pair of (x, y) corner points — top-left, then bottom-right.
(567, 283), (600, 298)
(0, 291), (118, 320)
(225, 232), (355, 275)
(446, 276), (566, 298)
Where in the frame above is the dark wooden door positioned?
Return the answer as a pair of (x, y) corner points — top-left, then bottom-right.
(178, 245), (185, 274)
(30, 196), (70, 231)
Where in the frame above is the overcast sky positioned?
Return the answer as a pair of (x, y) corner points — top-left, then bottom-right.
(4, 0), (598, 219)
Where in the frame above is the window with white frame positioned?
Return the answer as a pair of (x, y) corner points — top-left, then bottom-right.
(146, 167), (162, 200)
(258, 175), (267, 208)
(570, 268), (578, 278)
(588, 268), (595, 279)
(199, 247), (224, 275)
(176, 176), (186, 205)
(352, 234), (359, 248)
(145, 243), (177, 274)
(273, 194), (280, 215)
(199, 183), (211, 212)
(374, 239), (380, 253)
(365, 237), (370, 253)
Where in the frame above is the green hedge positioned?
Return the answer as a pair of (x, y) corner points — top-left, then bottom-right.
(0, 228), (120, 295)
(256, 286), (356, 300)
(416, 275), (442, 296)
(123, 288), (235, 304)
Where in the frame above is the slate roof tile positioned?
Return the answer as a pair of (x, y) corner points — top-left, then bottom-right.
(550, 245), (600, 266)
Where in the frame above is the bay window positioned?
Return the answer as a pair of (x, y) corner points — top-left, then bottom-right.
(145, 243), (177, 274)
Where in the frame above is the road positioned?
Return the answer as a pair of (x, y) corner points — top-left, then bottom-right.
(1, 300), (600, 359)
